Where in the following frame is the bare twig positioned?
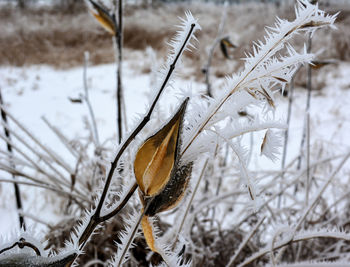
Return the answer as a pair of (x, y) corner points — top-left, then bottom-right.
(0, 178), (89, 205)
(41, 116), (80, 159)
(227, 216), (265, 266)
(83, 51), (100, 148)
(238, 151), (350, 266)
(0, 132), (68, 189)
(0, 120), (69, 184)
(174, 158), (209, 246)
(0, 88), (25, 230)
(202, 2), (227, 97)
(113, 0), (124, 143)
(278, 65), (301, 208)
(0, 238), (41, 256)
(0, 105), (74, 173)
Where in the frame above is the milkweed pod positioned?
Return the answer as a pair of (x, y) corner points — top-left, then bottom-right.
(87, 0), (116, 35)
(134, 98), (192, 216)
(220, 37), (237, 59)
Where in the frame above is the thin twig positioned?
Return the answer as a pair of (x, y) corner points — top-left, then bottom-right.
(0, 120), (69, 184)
(174, 158), (209, 246)
(305, 34), (312, 207)
(238, 151), (350, 266)
(0, 178), (89, 205)
(0, 105), (74, 173)
(203, 2), (227, 97)
(0, 238), (41, 256)
(227, 216), (265, 266)
(278, 65), (301, 208)
(41, 116), (80, 158)
(116, 206), (148, 267)
(0, 88), (25, 230)
(0, 131), (68, 189)
(113, 0), (123, 143)
(297, 32), (312, 174)
(83, 51), (100, 148)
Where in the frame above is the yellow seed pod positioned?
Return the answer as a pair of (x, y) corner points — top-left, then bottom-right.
(87, 0), (116, 35)
(220, 37), (237, 59)
(134, 98), (192, 216)
(134, 98), (192, 252)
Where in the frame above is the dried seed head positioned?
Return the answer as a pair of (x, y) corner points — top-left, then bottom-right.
(87, 0), (116, 35)
(134, 98), (192, 216)
(220, 37), (237, 59)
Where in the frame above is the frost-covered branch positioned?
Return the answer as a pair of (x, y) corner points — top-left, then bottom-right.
(63, 13), (200, 266)
(181, 0), (336, 160)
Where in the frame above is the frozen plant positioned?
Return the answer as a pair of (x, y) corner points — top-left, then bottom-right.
(0, 1), (344, 266)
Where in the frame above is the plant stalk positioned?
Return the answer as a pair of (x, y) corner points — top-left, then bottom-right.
(0, 88), (25, 230)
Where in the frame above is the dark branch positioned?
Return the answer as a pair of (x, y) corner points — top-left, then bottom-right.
(0, 88), (25, 230)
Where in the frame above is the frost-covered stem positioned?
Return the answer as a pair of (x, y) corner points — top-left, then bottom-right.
(70, 24), (197, 264)
(306, 110), (310, 205)
(0, 132), (68, 189)
(77, 183), (137, 250)
(0, 106), (74, 173)
(0, 179), (88, 206)
(114, 0), (123, 144)
(116, 207), (147, 267)
(235, 153), (346, 230)
(99, 182), (138, 221)
(83, 51), (100, 147)
(213, 130), (257, 201)
(183, 16), (307, 157)
(306, 33), (312, 206)
(0, 120), (69, 186)
(238, 227), (350, 267)
(295, 151), (350, 231)
(174, 158), (209, 247)
(238, 151), (350, 266)
(228, 122), (287, 139)
(227, 216), (265, 267)
(203, 3), (227, 97)
(0, 89), (25, 230)
(0, 237), (41, 256)
(41, 116), (79, 158)
(278, 68), (298, 208)
(297, 33), (312, 172)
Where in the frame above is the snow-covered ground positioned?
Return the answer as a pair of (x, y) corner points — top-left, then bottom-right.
(0, 59), (350, 240)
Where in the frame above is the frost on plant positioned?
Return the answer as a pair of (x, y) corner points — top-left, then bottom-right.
(0, 1), (342, 266)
